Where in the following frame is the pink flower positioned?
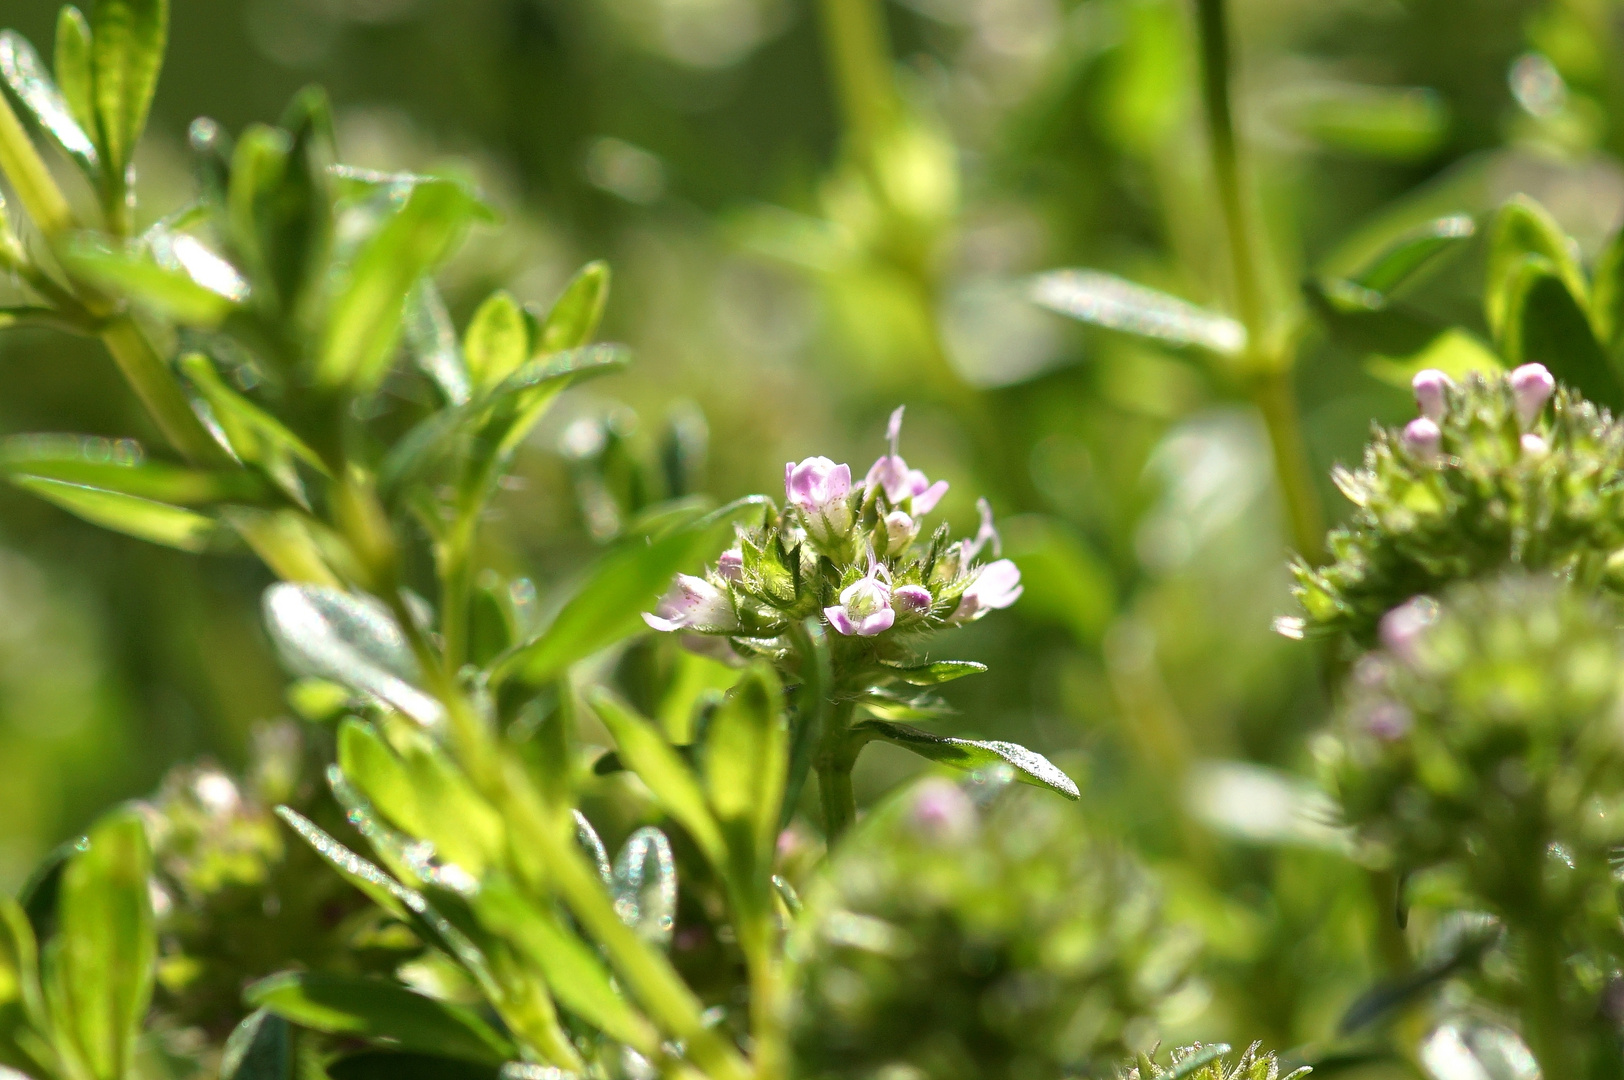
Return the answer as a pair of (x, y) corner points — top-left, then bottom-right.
(1379, 595), (1437, 661)
(1510, 363), (1555, 427)
(785, 456), (854, 547)
(1402, 417), (1441, 461)
(825, 552), (895, 637)
(865, 406), (948, 514)
(717, 546), (744, 582)
(1412, 369), (1452, 421)
(892, 584), (933, 614)
(962, 497), (1001, 560)
(643, 574), (738, 633)
(949, 559), (1023, 623)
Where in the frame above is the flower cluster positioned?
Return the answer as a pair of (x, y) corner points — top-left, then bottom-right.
(1323, 573), (1624, 911)
(1288, 364), (1624, 645)
(788, 779), (1197, 1080)
(644, 407), (1021, 657)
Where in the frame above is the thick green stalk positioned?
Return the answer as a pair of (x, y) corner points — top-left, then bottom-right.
(0, 93), (74, 238)
(1517, 923), (1576, 1080)
(1192, 0), (1325, 562)
(817, 0), (899, 163)
(816, 703), (860, 844)
(101, 318), (234, 467)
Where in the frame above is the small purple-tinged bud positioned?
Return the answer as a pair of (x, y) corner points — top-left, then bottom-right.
(892, 584), (933, 614)
(1412, 369), (1453, 421)
(1364, 701), (1413, 741)
(644, 574), (738, 633)
(1379, 595), (1438, 661)
(1402, 417), (1442, 461)
(716, 546), (744, 582)
(949, 559), (1023, 623)
(1510, 363), (1555, 427)
(882, 509), (918, 555)
(907, 777), (976, 844)
(1521, 432), (1550, 458)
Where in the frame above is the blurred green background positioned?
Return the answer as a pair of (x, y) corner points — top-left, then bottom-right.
(3, 0), (1621, 1050)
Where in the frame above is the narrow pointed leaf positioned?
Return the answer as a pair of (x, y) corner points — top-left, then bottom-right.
(703, 664), (786, 876)
(220, 1010), (291, 1080)
(0, 435), (270, 505)
(61, 234), (239, 325)
(879, 660), (987, 685)
(45, 811), (155, 1080)
(0, 31), (99, 182)
(611, 827), (676, 948)
(262, 584), (444, 726)
(404, 280), (470, 404)
(464, 290), (528, 392)
(319, 178), (478, 389)
(856, 719), (1080, 799)
(177, 353), (328, 475)
(337, 720), (427, 839)
(89, 0), (167, 172)
(587, 690), (725, 864)
(12, 476), (222, 551)
(274, 806), (416, 922)
(1496, 259), (1621, 409)
(245, 972), (515, 1065)
(535, 261), (608, 354)
(1486, 194), (1588, 334)
(1350, 214), (1474, 294)
(1303, 279), (1446, 357)
(53, 8), (95, 143)
(1030, 269), (1246, 355)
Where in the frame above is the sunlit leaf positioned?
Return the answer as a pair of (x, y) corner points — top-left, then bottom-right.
(0, 30), (99, 183)
(404, 280), (471, 405)
(337, 720), (427, 839)
(177, 352), (328, 478)
(319, 178), (478, 389)
(464, 290), (528, 393)
(89, 0), (166, 172)
(611, 827), (676, 948)
(855, 719), (1080, 799)
(1485, 194), (1588, 335)
(587, 689), (725, 864)
(0, 434), (269, 505)
(1350, 214), (1475, 295)
(535, 261), (608, 354)
(1281, 83), (1448, 161)
(473, 879), (659, 1052)
(879, 660), (987, 685)
(262, 584), (445, 727)
(274, 806), (415, 922)
(53, 8), (94, 141)
(1030, 269), (1245, 355)
(44, 811), (155, 1080)
(60, 234), (238, 325)
(245, 972), (515, 1065)
(1495, 257), (1620, 410)
(1303, 278), (1446, 358)
(703, 664), (786, 891)
(11, 476), (223, 551)
(220, 1010), (291, 1080)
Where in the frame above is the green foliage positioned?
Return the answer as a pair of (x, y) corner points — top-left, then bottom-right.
(790, 779), (1197, 1080)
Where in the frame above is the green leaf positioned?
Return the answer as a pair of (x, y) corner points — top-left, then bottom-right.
(12, 476), (223, 551)
(856, 719), (1080, 799)
(337, 720), (427, 837)
(464, 290), (529, 393)
(536, 260), (609, 354)
(254, 86), (335, 314)
(1030, 269), (1246, 355)
(177, 352), (328, 477)
(274, 807), (417, 922)
(220, 1010), (291, 1080)
(1167, 1044), (1232, 1080)
(492, 507), (730, 687)
(879, 660), (987, 685)
(0, 900), (45, 1037)
(0, 434), (271, 505)
(326, 1053), (498, 1080)
(318, 178), (478, 389)
(403, 280), (470, 405)
(1485, 194), (1588, 335)
(781, 619), (831, 832)
(244, 972), (515, 1065)
(473, 879), (659, 1052)
(1000, 515), (1115, 645)
(60, 234), (238, 325)
(44, 810), (155, 1080)
(1496, 258), (1621, 410)
(481, 343), (632, 461)
(1591, 224), (1624, 351)
(1303, 278), (1445, 358)
(262, 584), (444, 727)
(53, 9), (95, 147)
(587, 689), (725, 865)
(0, 30), (100, 183)
(89, 0), (167, 172)
(1350, 214), (1475, 295)
(703, 664), (786, 881)
(393, 735), (504, 875)
(1282, 83), (1447, 161)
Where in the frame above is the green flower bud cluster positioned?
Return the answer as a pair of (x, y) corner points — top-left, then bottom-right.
(1289, 371), (1624, 645)
(1322, 573), (1624, 946)
(788, 778), (1198, 1080)
(144, 722), (418, 1037)
(1121, 1043), (1306, 1080)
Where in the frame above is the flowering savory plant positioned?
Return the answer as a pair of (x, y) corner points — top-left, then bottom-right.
(642, 406), (1070, 841)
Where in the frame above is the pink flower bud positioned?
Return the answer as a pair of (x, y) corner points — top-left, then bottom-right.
(1379, 595), (1438, 661)
(1521, 432), (1549, 458)
(1510, 363), (1555, 427)
(908, 777), (976, 844)
(892, 584), (933, 614)
(1402, 417), (1442, 460)
(785, 456), (854, 548)
(1412, 369), (1453, 421)
(865, 406), (948, 514)
(716, 546), (744, 582)
(644, 574), (738, 633)
(882, 510), (919, 555)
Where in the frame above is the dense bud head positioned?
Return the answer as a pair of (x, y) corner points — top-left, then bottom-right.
(790, 785), (1196, 1080)
(1293, 373), (1624, 644)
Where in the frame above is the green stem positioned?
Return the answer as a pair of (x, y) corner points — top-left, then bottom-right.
(742, 923), (785, 1080)
(100, 318), (234, 467)
(816, 705), (859, 844)
(0, 92), (74, 238)
(1517, 923), (1576, 1080)
(1192, 0), (1325, 563)
(816, 0), (899, 162)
